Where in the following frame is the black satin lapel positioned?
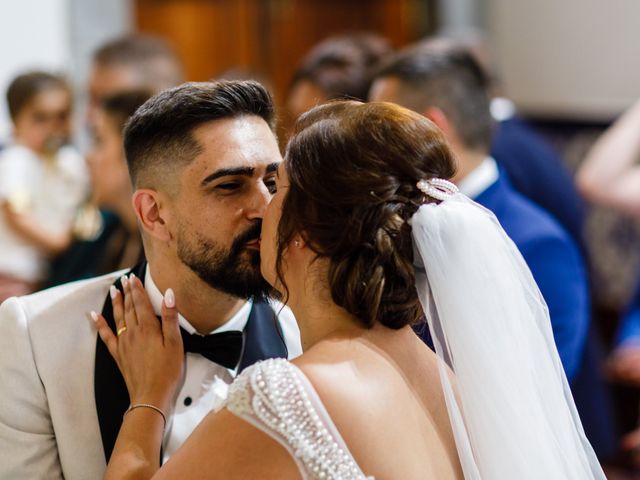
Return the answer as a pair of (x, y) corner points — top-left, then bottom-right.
(238, 301), (288, 373)
(94, 261), (147, 461)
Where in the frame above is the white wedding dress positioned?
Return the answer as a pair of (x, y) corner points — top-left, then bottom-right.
(225, 185), (605, 480)
(226, 358), (374, 480)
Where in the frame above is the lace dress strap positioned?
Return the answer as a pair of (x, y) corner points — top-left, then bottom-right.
(226, 358), (373, 480)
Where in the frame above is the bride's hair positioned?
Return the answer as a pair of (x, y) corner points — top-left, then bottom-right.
(277, 100), (455, 328)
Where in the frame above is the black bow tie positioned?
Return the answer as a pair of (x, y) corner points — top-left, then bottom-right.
(179, 328), (244, 369)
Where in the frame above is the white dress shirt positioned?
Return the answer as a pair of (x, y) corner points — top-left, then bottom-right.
(457, 156), (500, 199)
(144, 269), (301, 462)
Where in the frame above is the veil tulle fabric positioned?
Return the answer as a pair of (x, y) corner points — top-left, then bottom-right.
(411, 190), (605, 479)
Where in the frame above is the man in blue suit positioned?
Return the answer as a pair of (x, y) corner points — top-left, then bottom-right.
(410, 36), (586, 248)
(369, 48), (589, 381)
(491, 115), (586, 249)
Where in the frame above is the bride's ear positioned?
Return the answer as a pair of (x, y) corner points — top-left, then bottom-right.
(132, 189), (172, 242)
(291, 234), (306, 250)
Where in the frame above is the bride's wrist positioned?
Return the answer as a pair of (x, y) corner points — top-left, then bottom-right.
(129, 393), (173, 415)
(123, 403), (168, 429)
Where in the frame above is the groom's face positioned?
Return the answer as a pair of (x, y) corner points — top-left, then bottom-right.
(170, 115), (281, 299)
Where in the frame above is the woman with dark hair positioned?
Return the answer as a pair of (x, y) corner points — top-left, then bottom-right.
(95, 101), (604, 479)
(46, 90), (152, 287)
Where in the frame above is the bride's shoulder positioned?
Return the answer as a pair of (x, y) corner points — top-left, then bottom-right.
(227, 358), (295, 408)
(225, 351), (355, 423)
(290, 345), (382, 423)
(225, 359), (372, 479)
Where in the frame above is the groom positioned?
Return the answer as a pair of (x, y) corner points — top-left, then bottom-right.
(0, 80), (301, 479)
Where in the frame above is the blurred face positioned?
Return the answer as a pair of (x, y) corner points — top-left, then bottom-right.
(13, 88), (71, 154)
(86, 109), (131, 208)
(260, 162), (288, 290)
(368, 76), (403, 105)
(87, 64), (138, 127)
(170, 115), (281, 299)
(286, 80), (328, 122)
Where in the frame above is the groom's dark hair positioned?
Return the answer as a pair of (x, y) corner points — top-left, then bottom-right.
(123, 80), (276, 190)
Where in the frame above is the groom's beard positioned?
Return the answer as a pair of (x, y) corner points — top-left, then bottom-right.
(177, 220), (275, 301)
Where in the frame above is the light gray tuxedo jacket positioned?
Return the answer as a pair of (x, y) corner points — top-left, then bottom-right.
(0, 270), (300, 479)
(0, 272), (120, 479)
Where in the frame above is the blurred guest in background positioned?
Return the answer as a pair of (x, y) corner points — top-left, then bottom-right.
(87, 34), (184, 127)
(416, 35), (621, 461)
(370, 48), (623, 460)
(578, 99), (640, 375)
(579, 98), (640, 458)
(610, 294), (640, 386)
(0, 72), (87, 302)
(370, 48), (589, 381)
(577, 98), (640, 216)
(415, 35), (587, 248)
(286, 32), (393, 122)
(46, 35), (184, 287)
(47, 91), (151, 286)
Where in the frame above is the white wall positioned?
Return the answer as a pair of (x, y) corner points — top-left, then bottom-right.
(0, 0), (70, 141)
(486, 0), (640, 120)
(0, 0), (131, 144)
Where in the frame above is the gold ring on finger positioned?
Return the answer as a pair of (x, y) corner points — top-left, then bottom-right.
(117, 325), (128, 336)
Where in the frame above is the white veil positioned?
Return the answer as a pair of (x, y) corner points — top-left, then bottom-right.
(411, 182), (605, 479)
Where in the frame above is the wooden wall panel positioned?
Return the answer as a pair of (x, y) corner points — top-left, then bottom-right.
(134, 0), (431, 127)
(263, 0), (415, 103)
(135, 0), (264, 81)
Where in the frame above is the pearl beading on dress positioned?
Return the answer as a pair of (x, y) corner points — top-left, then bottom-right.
(226, 359), (371, 480)
(416, 178), (459, 201)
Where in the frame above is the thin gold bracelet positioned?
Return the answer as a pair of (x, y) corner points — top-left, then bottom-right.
(123, 403), (167, 430)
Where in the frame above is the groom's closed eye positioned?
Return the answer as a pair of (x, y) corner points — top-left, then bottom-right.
(202, 178), (246, 198)
(202, 167), (253, 197)
(201, 166), (255, 187)
(202, 163), (280, 195)
(262, 162), (280, 194)
(264, 175), (277, 194)
(215, 181), (243, 191)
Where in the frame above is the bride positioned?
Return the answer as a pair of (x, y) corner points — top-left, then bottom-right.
(94, 100), (605, 479)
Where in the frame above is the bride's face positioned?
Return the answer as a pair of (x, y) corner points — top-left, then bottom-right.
(260, 163), (289, 290)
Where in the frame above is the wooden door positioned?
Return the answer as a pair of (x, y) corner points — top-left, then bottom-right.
(135, 0), (432, 127)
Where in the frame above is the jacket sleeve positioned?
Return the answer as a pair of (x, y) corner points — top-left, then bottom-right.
(0, 297), (64, 479)
(521, 234), (590, 381)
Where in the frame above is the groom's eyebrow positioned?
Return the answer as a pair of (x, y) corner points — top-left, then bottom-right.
(201, 162), (280, 186)
(201, 166), (255, 185)
(266, 162), (279, 174)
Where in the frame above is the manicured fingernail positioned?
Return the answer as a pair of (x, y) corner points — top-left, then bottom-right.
(90, 311), (98, 322)
(164, 288), (175, 308)
(109, 285), (117, 300)
(129, 272), (136, 280)
(120, 275), (128, 286)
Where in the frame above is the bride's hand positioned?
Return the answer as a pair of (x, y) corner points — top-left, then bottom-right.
(93, 274), (184, 413)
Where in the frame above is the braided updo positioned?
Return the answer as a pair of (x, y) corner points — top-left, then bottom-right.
(277, 100), (456, 329)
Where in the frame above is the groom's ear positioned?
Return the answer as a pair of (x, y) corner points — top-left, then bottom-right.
(132, 189), (172, 243)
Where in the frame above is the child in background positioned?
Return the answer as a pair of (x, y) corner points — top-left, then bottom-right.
(0, 71), (88, 302)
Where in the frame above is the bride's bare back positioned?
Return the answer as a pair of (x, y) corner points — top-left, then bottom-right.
(295, 324), (463, 480)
